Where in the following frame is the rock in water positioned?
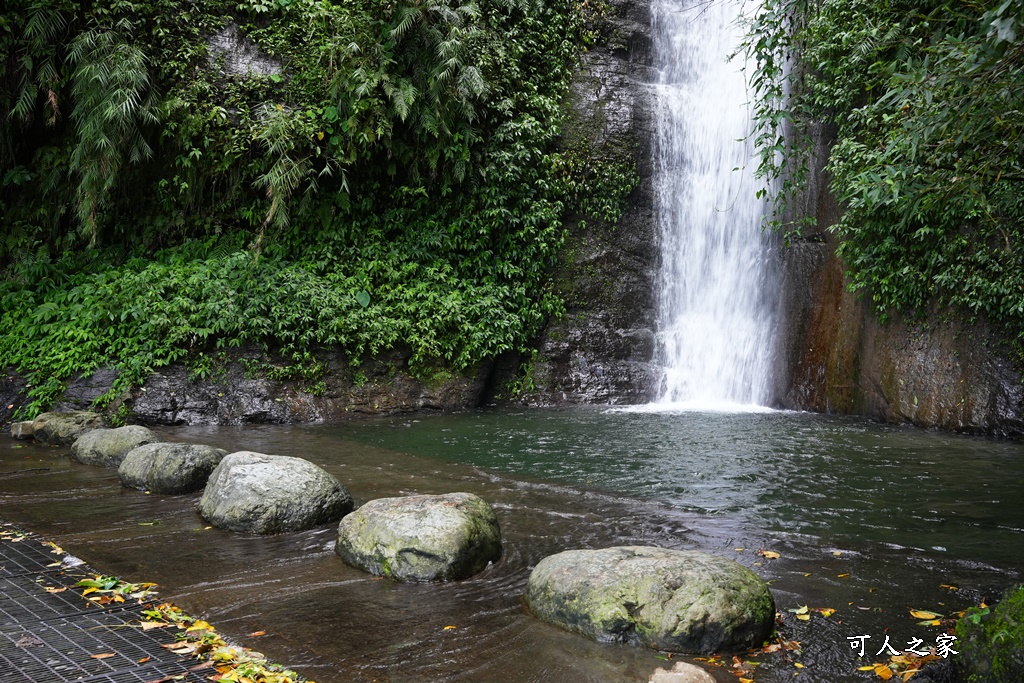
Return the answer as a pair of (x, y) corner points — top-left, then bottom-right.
(29, 411), (106, 445)
(70, 426), (157, 467)
(647, 662), (717, 683)
(336, 492), (502, 582)
(525, 546), (774, 653)
(198, 451), (353, 534)
(118, 443), (228, 494)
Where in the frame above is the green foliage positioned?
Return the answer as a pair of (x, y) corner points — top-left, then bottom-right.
(956, 586), (1024, 682)
(745, 0), (1024, 338)
(0, 0), (624, 415)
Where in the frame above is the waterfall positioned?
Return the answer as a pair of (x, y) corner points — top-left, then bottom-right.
(652, 0), (779, 409)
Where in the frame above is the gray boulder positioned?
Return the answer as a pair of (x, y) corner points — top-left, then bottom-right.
(70, 426), (157, 467)
(25, 411), (106, 444)
(118, 443), (228, 494)
(198, 451), (353, 534)
(335, 492), (502, 582)
(525, 546), (775, 654)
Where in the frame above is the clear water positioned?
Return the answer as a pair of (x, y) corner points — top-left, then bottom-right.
(653, 0), (780, 405)
(2, 409), (1021, 683)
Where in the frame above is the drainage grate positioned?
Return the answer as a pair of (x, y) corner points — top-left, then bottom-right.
(0, 524), (213, 683)
(0, 573), (110, 628)
(0, 533), (69, 578)
(0, 607), (202, 682)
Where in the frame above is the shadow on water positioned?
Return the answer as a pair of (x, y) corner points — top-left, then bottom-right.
(1, 407), (1022, 682)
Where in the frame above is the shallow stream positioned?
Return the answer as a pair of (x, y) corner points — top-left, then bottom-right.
(2, 408), (1022, 682)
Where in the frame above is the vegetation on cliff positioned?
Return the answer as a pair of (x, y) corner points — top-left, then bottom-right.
(747, 0), (1024, 341)
(0, 0), (635, 415)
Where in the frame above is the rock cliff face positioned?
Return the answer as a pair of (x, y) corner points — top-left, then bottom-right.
(510, 0), (662, 405)
(770, 126), (1024, 436)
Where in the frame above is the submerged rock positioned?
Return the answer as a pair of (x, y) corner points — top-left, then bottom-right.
(70, 426), (157, 467)
(525, 546), (774, 654)
(118, 443), (228, 494)
(954, 585), (1024, 683)
(25, 411), (106, 445)
(335, 492), (502, 582)
(198, 451), (353, 534)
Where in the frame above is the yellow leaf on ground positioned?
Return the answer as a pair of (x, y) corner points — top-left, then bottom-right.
(248, 630), (267, 637)
(140, 621), (165, 631)
(740, 679), (753, 683)
(443, 625), (457, 630)
(859, 666), (877, 671)
(796, 614), (810, 621)
(794, 662), (805, 668)
(90, 653), (116, 659)
(44, 586), (67, 593)
(918, 619), (941, 626)
(82, 587), (99, 596)
(137, 657), (151, 664)
(187, 619), (213, 632)
(838, 573), (850, 578)
(874, 663), (894, 680)
(940, 584), (958, 591)
(910, 610), (942, 620)
(758, 550), (781, 559)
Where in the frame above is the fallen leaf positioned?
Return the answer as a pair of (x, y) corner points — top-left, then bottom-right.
(838, 573), (850, 578)
(15, 635), (42, 648)
(859, 666), (877, 671)
(796, 613), (810, 621)
(442, 625), (457, 630)
(909, 610), (942, 620)
(248, 630), (267, 637)
(758, 550), (781, 559)
(940, 584), (958, 591)
(140, 621), (166, 631)
(794, 662), (805, 668)
(874, 663), (894, 680)
(917, 619), (941, 626)
(788, 606), (809, 615)
(90, 652), (116, 659)
(833, 550), (843, 556)
(44, 586), (67, 593)
(186, 619), (213, 632)
(138, 657), (151, 664)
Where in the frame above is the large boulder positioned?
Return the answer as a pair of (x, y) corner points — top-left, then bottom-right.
(21, 411), (106, 444)
(335, 492), (502, 582)
(955, 585), (1024, 682)
(118, 443), (228, 494)
(70, 426), (157, 467)
(525, 546), (775, 654)
(198, 451), (353, 534)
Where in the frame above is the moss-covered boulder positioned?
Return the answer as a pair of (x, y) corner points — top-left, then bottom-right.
(525, 546), (775, 654)
(335, 492), (502, 582)
(70, 426), (157, 467)
(955, 586), (1024, 683)
(23, 411), (106, 445)
(118, 442), (228, 494)
(198, 451), (353, 534)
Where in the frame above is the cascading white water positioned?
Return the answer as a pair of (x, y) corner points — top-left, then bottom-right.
(652, 0), (778, 408)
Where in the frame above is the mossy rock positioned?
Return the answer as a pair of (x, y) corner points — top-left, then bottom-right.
(118, 442), (228, 494)
(525, 546), (775, 654)
(70, 426), (158, 467)
(335, 492), (502, 582)
(955, 585), (1024, 683)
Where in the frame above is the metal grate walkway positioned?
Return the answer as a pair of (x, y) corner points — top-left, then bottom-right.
(0, 522), (209, 683)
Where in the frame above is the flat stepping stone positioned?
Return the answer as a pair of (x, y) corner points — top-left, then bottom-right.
(335, 492), (502, 581)
(70, 426), (158, 467)
(525, 546), (775, 653)
(198, 451), (353, 534)
(118, 443), (228, 494)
